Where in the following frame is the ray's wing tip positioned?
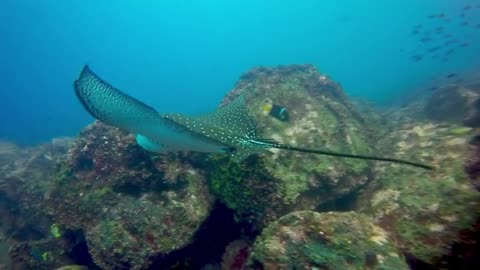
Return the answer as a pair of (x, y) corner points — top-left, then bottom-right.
(74, 65), (90, 91)
(79, 65), (93, 79)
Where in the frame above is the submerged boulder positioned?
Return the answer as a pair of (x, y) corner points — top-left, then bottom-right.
(247, 211), (409, 269)
(0, 138), (74, 269)
(47, 122), (213, 269)
(358, 122), (480, 263)
(8, 237), (76, 270)
(209, 65), (375, 227)
(424, 84), (480, 126)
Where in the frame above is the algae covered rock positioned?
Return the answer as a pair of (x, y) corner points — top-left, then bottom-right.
(8, 237), (76, 270)
(209, 65), (374, 227)
(424, 84), (480, 127)
(248, 211), (408, 270)
(358, 122), (480, 263)
(0, 140), (86, 270)
(221, 239), (251, 270)
(47, 122), (213, 269)
(0, 138), (73, 269)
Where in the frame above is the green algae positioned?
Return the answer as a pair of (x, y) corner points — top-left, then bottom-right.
(249, 211), (409, 270)
(359, 122), (480, 263)
(207, 154), (280, 217)
(449, 126), (473, 135)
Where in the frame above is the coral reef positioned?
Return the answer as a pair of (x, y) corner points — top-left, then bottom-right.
(424, 83), (480, 127)
(465, 134), (480, 190)
(45, 122), (214, 269)
(358, 121), (480, 264)
(0, 138), (74, 269)
(9, 237), (76, 269)
(248, 211), (409, 269)
(221, 239), (251, 270)
(211, 65), (374, 228)
(1, 64), (479, 269)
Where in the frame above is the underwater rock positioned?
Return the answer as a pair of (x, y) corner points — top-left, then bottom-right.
(424, 84), (480, 125)
(8, 237), (75, 270)
(55, 265), (89, 270)
(247, 211), (409, 269)
(221, 239), (251, 270)
(0, 138), (72, 269)
(0, 138), (73, 269)
(0, 140), (20, 168)
(358, 121), (480, 264)
(466, 135), (480, 190)
(210, 64), (375, 227)
(0, 237), (11, 269)
(47, 122), (213, 269)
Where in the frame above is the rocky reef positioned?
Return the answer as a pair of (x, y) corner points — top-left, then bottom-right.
(357, 122), (480, 263)
(46, 123), (214, 269)
(248, 211), (409, 269)
(210, 65), (374, 228)
(0, 138), (75, 269)
(0, 64), (479, 269)
(424, 82), (480, 127)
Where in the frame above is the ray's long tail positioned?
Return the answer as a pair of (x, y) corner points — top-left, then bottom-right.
(252, 139), (434, 170)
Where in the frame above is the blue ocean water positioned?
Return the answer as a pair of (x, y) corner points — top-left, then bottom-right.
(1, 0), (479, 145)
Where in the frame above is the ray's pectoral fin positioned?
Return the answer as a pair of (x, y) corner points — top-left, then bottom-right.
(135, 134), (165, 152)
(74, 65), (162, 136)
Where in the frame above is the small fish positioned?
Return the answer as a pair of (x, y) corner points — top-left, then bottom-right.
(459, 13), (466, 18)
(414, 24), (422, 29)
(437, 13), (446, 18)
(420, 37), (432, 43)
(30, 247), (49, 262)
(410, 30), (420, 36)
(50, 224), (61, 238)
(444, 48), (455, 55)
(475, 24), (480, 29)
(463, 5), (472, 11)
(446, 73), (456, 78)
(262, 103), (289, 122)
(427, 14), (437, 19)
(443, 33), (453, 38)
(74, 66), (434, 170)
(441, 58), (449, 63)
(427, 46), (441, 53)
(444, 39), (457, 46)
(434, 26), (444, 33)
(460, 21), (469, 26)
(411, 55), (424, 62)
(460, 42), (469, 47)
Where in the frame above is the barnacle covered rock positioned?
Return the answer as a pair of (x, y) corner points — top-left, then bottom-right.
(210, 65), (375, 227)
(358, 122), (480, 263)
(247, 211), (408, 269)
(47, 122), (213, 269)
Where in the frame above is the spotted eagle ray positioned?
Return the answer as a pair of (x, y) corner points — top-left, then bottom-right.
(74, 66), (433, 170)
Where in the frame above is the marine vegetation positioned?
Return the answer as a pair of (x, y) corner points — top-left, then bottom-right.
(248, 211), (409, 270)
(0, 64), (478, 269)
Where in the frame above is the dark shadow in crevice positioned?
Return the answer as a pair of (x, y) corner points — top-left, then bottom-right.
(63, 229), (101, 270)
(148, 202), (254, 269)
